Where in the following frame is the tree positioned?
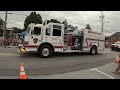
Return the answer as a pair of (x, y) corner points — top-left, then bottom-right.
(12, 27), (23, 33)
(11, 27), (23, 38)
(43, 19), (61, 25)
(62, 19), (68, 30)
(85, 24), (92, 30)
(0, 18), (4, 28)
(23, 12), (42, 31)
(74, 26), (78, 30)
(67, 24), (73, 29)
(0, 18), (4, 37)
(67, 24), (78, 30)
(47, 19), (61, 24)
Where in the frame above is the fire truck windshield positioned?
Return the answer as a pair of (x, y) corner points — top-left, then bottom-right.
(26, 26), (30, 35)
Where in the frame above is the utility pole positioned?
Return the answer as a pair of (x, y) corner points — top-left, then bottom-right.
(3, 11), (8, 38)
(101, 11), (104, 33)
(3, 11), (8, 47)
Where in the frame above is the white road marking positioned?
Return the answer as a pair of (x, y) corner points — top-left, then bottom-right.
(91, 68), (115, 79)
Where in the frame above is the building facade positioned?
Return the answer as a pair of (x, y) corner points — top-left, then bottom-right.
(106, 32), (120, 43)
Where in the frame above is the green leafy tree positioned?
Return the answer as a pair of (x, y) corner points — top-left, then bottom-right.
(47, 19), (61, 24)
(12, 27), (23, 38)
(0, 18), (4, 28)
(85, 24), (92, 30)
(0, 18), (4, 37)
(43, 19), (61, 25)
(23, 12), (42, 31)
(67, 24), (78, 30)
(74, 26), (78, 30)
(12, 27), (23, 33)
(62, 19), (68, 30)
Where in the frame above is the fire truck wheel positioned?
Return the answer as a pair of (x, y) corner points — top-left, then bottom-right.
(111, 47), (113, 51)
(39, 45), (53, 58)
(90, 46), (97, 55)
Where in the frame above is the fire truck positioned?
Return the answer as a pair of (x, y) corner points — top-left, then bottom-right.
(18, 23), (105, 58)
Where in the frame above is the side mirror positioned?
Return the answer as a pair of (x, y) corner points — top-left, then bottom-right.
(26, 33), (29, 35)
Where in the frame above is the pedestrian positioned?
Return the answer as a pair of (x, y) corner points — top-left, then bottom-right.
(113, 53), (120, 74)
(3, 37), (7, 48)
(13, 37), (17, 46)
(18, 39), (22, 46)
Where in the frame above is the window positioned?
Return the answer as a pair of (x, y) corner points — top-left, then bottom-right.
(46, 28), (51, 36)
(52, 25), (61, 36)
(75, 38), (79, 43)
(32, 27), (41, 35)
(53, 25), (61, 29)
(26, 26), (30, 34)
(53, 29), (61, 36)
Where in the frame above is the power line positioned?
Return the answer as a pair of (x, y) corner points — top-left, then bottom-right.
(63, 14), (100, 25)
(61, 11), (101, 28)
(104, 30), (112, 33)
(67, 17), (101, 28)
(0, 12), (28, 16)
(63, 11), (100, 21)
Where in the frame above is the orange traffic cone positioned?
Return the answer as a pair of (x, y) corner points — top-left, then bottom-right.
(115, 54), (119, 63)
(19, 63), (27, 79)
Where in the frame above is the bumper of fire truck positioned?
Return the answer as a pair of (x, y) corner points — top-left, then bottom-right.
(18, 45), (26, 53)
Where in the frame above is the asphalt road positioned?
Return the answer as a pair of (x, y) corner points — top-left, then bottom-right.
(0, 47), (117, 76)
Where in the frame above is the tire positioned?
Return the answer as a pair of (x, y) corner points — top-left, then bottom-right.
(111, 47), (113, 51)
(90, 46), (97, 55)
(39, 45), (53, 58)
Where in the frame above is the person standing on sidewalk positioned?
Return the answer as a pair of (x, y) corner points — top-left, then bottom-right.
(113, 53), (120, 74)
(12, 37), (17, 46)
(3, 37), (7, 48)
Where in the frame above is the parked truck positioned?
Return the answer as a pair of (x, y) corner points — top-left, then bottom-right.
(18, 23), (105, 58)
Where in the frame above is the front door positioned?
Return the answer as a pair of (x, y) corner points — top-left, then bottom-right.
(51, 25), (63, 51)
(42, 27), (52, 43)
(29, 27), (42, 47)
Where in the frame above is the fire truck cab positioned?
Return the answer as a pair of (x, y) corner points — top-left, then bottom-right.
(18, 23), (105, 58)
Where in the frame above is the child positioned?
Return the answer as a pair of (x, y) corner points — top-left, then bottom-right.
(113, 53), (120, 74)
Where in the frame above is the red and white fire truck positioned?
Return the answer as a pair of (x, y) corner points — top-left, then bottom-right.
(18, 23), (105, 58)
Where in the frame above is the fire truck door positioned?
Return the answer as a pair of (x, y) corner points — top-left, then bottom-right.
(43, 28), (52, 43)
(29, 27), (42, 46)
(52, 26), (63, 50)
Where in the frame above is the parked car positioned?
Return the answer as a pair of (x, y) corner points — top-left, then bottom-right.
(111, 41), (120, 51)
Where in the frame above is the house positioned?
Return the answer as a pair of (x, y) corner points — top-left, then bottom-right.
(106, 32), (120, 43)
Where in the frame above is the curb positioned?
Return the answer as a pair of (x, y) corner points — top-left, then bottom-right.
(0, 46), (18, 48)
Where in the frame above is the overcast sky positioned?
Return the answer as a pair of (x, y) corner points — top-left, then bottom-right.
(0, 11), (119, 36)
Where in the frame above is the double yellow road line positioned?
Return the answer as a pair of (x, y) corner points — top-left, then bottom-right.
(0, 53), (19, 56)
